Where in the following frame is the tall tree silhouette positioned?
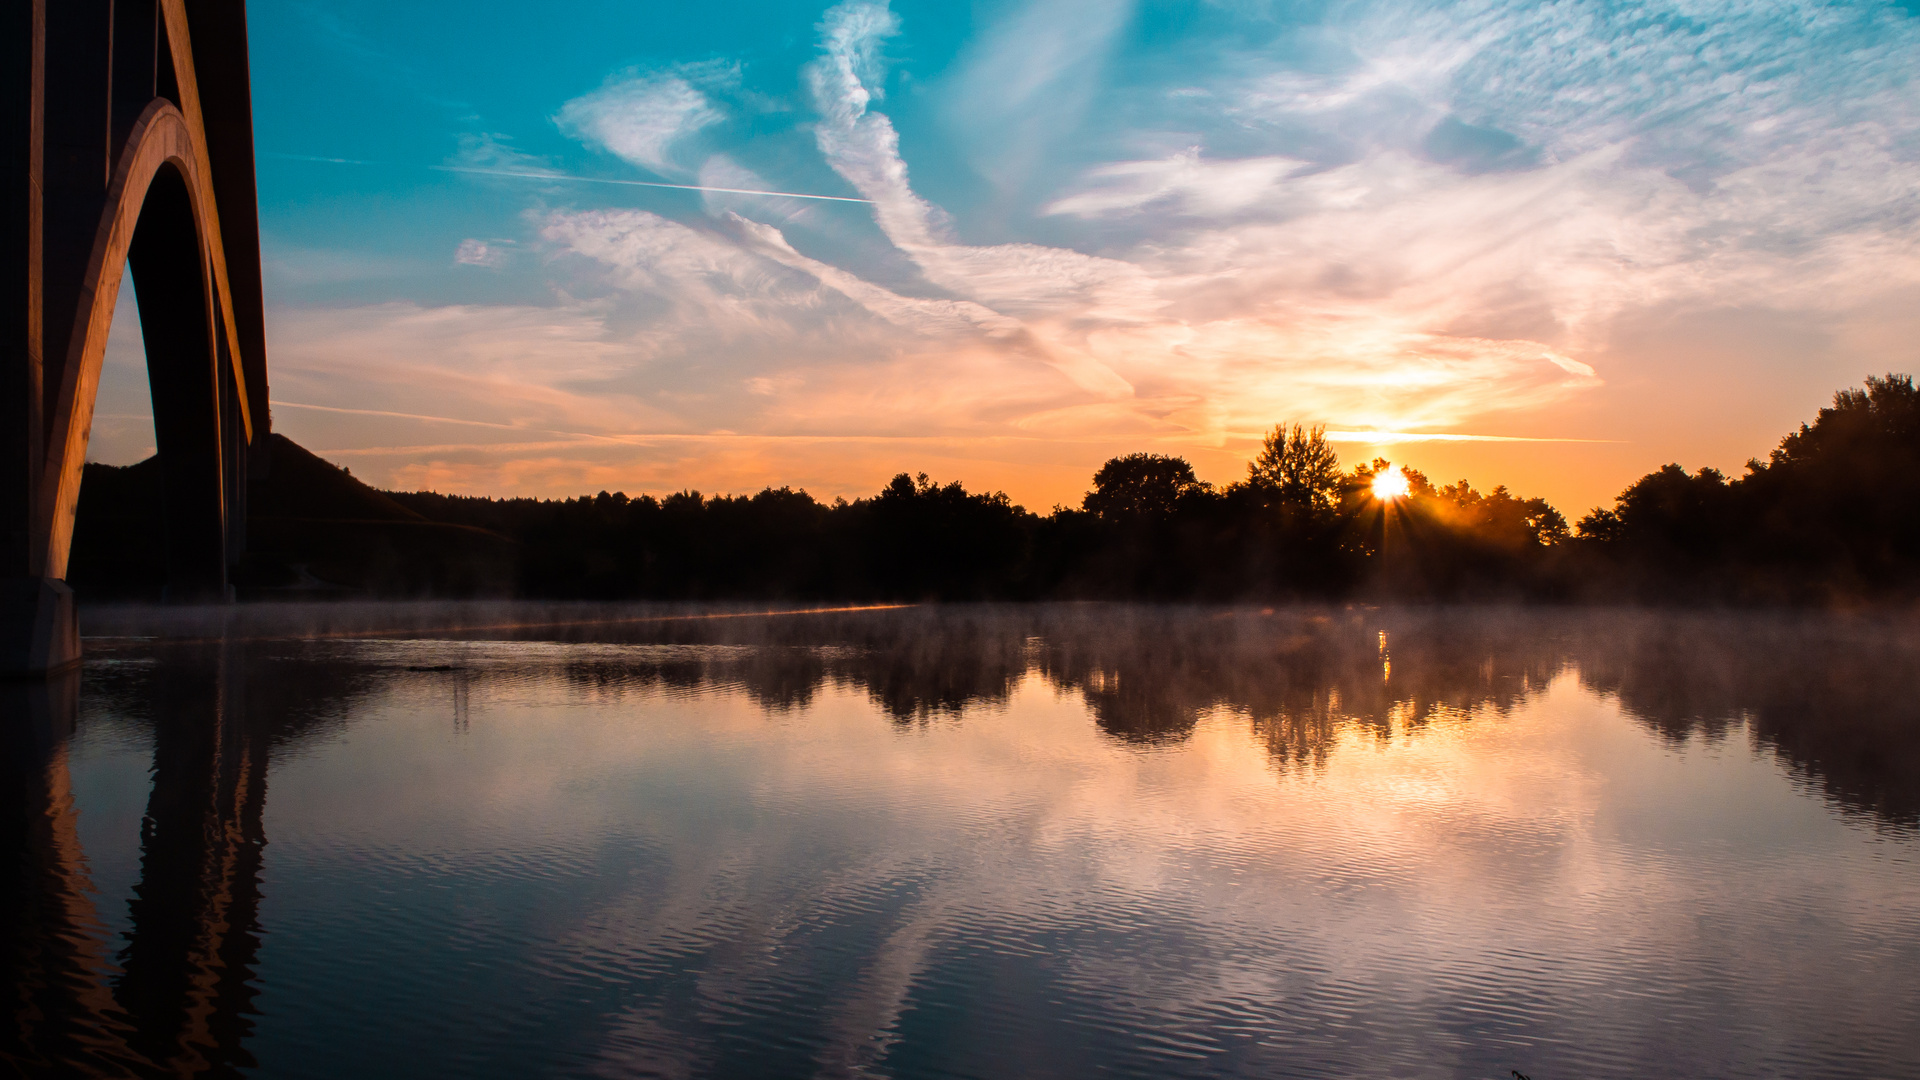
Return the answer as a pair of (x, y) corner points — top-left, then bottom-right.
(1740, 373), (1920, 587)
(1246, 424), (1342, 512)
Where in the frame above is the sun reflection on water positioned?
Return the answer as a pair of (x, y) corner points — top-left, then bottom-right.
(12, 605), (1920, 1079)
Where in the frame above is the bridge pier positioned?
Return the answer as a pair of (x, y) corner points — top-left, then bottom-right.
(0, 579), (79, 675)
(3, 0), (268, 675)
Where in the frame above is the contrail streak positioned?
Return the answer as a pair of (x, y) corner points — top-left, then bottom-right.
(273, 399), (524, 430)
(432, 165), (874, 203)
(262, 151), (872, 204)
(266, 152), (380, 165)
(271, 399), (638, 446)
(1322, 431), (1622, 444)
(272, 401), (1058, 448)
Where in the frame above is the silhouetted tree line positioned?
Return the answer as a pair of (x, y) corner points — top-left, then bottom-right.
(1567, 373), (1920, 602)
(67, 374), (1920, 603)
(364, 422), (1571, 602)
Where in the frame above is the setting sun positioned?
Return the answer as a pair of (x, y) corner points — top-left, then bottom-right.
(1372, 465), (1411, 501)
(10, 3), (1920, 1077)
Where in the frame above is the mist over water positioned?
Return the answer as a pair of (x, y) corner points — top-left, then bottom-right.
(7, 604), (1920, 1078)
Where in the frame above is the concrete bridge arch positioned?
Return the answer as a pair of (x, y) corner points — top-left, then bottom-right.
(5, 0), (269, 673)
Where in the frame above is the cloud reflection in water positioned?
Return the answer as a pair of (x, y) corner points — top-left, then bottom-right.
(6, 605), (1920, 1078)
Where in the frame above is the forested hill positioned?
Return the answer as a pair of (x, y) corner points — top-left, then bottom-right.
(67, 374), (1920, 605)
(71, 434), (517, 599)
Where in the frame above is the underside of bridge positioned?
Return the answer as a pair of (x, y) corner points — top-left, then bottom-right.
(3, 0), (269, 675)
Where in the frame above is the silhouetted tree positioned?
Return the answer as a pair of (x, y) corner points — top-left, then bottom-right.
(1083, 454), (1210, 520)
(858, 472), (1036, 599)
(1737, 373), (1920, 588)
(1436, 481), (1569, 547)
(1576, 464), (1733, 563)
(1335, 458), (1566, 598)
(1246, 424), (1342, 512)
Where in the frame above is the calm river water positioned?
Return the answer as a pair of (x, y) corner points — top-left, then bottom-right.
(4, 604), (1919, 1078)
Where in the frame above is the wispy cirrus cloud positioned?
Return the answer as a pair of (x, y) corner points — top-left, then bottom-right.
(256, 0), (1920, 514)
(1043, 150), (1303, 219)
(453, 238), (508, 268)
(1186, 0), (1920, 320)
(799, 0), (1596, 430)
(557, 66), (733, 177)
(940, 0), (1134, 191)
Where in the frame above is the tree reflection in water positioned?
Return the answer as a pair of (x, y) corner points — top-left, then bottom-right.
(1573, 613), (1920, 830)
(4, 604), (1919, 1075)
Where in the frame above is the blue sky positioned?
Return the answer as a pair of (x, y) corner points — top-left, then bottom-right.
(91, 0), (1920, 512)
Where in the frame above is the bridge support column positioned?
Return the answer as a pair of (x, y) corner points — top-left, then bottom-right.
(3, 0), (59, 679)
(3, 1), (269, 672)
(0, 578), (78, 677)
